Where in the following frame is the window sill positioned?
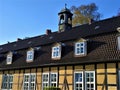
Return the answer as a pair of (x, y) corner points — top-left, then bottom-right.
(52, 57), (61, 60)
(74, 54), (87, 57)
(26, 60), (33, 63)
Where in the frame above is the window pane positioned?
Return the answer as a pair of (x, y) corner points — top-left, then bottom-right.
(2, 75), (7, 89)
(74, 72), (83, 90)
(43, 74), (49, 82)
(80, 47), (84, 53)
(43, 83), (48, 88)
(30, 83), (35, 90)
(75, 73), (82, 82)
(50, 73), (57, 87)
(85, 71), (95, 90)
(81, 43), (84, 46)
(31, 75), (36, 82)
(42, 73), (58, 89)
(23, 74), (36, 90)
(42, 73), (49, 89)
(2, 74), (13, 89)
(77, 43), (80, 47)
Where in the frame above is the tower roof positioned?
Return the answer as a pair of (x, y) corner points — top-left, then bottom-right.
(58, 7), (72, 15)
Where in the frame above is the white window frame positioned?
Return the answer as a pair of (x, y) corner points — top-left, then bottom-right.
(74, 71), (95, 90)
(23, 73), (36, 90)
(75, 41), (87, 56)
(118, 36), (120, 50)
(52, 45), (61, 59)
(50, 73), (58, 87)
(26, 49), (34, 62)
(74, 72), (83, 90)
(119, 70), (120, 89)
(1, 74), (13, 90)
(85, 71), (95, 90)
(6, 53), (13, 65)
(42, 72), (58, 90)
(42, 73), (49, 89)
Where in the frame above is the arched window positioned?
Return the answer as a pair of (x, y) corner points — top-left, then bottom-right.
(60, 15), (64, 24)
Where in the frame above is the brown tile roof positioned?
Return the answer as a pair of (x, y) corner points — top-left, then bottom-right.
(0, 16), (120, 70)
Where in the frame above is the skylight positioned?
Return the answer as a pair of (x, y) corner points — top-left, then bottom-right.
(95, 26), (100, 30)
(0, 47), (3, 50)
(28, 41), (32, 44)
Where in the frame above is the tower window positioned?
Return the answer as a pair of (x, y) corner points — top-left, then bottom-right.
(60, 15), (64, 23)
(68, 17), (72, 24)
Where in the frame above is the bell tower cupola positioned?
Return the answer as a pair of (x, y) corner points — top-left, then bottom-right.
(58, 4), (73, 32)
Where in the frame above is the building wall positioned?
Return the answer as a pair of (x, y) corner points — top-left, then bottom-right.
(0, 62), (119, 90)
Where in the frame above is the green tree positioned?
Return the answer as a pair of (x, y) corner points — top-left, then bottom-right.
(71, 3), (101, 26)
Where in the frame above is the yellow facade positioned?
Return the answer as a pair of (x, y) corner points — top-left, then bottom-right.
(0, 63), (119, 90)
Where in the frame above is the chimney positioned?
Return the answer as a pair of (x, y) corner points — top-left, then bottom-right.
(89, 18), (95, 24)
(46, 29), (52, 35)
(17, 38), (22, 41)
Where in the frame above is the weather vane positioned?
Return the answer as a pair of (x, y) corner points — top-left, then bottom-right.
(65, 3), (67, 8)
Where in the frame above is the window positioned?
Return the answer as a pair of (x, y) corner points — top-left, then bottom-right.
(119, 70), (120, 89)
(52, 46), (61, 59)
(26, 49), (34, 62)
(74, 71), (95, 90)
(23, 73), (36, 90)
(42, 73), (58, 90)
(50, 73), (58, 87)
(2, 74), (13, 90)
(85, 71), (95, 90)
(6, 52), (13, 65)
(75, 42), (87, 56)
(74, 72), (83, 90)
(42, 73), (49, 88)
(118, 36), (120, 50)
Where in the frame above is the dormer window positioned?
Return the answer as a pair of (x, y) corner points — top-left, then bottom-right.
(74, 39), (87, 56)
(26, 48), (34, 62)
(52, 44), (61, 59)
(118, 36), (120, 50)
(6, 52), (13, 64)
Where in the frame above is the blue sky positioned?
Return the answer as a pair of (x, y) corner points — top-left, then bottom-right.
(0, 0), (120, 45)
